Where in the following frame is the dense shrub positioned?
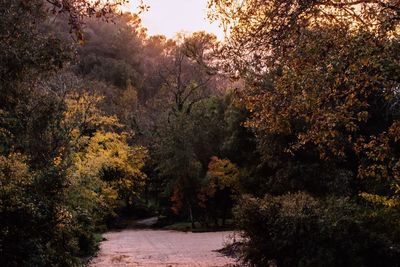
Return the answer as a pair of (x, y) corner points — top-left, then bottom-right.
(0, 154), (81, 266)
(234, 192), (400, 267)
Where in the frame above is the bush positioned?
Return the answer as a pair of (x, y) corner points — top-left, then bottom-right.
(234, 192), (400, 267)
(0, 155), (82, 266)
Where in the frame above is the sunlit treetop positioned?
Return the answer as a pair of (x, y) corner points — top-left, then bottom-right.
(45, 0), (130, 40)
(208, 0), (400, 72)
(123, 0), (225, 40)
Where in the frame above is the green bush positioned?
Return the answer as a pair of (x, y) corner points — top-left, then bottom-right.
(0, 155), (82, 266)
(234, 192), (400, 267)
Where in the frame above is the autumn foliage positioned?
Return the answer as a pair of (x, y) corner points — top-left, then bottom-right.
(209, 0), (400, 265)
(2, 0), (400, 266)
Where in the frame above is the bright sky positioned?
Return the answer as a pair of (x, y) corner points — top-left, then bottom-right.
(124, 0), (224, 40)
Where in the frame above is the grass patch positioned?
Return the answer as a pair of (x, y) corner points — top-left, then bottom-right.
(163, 220), (235, 232)
(94, 232), (104, 243)
(163, 222), (193, 232)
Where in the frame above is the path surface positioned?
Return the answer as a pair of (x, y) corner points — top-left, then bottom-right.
(89, 227), (237, 267)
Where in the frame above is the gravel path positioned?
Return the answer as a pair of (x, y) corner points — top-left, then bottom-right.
(89, 229), (237, 267)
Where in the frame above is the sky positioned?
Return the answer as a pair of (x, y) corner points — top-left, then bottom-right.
(123, 0), (224, 40)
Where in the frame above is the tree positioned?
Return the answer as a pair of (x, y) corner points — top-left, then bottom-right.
(198, 156), (240, 226)
(0, 0), (132, 265)
(210, 0), (400, 201)
(75, 13), (144, 89)
(154, 110), (202, 227)
(209, 0), (400, 264)
(156, 35), (215, 115)
(46, 0), (127, 41)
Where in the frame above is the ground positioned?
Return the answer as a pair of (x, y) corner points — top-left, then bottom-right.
(89, 218), (238, 267)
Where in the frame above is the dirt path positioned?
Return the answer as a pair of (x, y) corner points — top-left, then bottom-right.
(89, 228), (237, 267)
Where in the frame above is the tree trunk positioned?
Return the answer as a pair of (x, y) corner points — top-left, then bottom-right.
(188, 204), (195, 229)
